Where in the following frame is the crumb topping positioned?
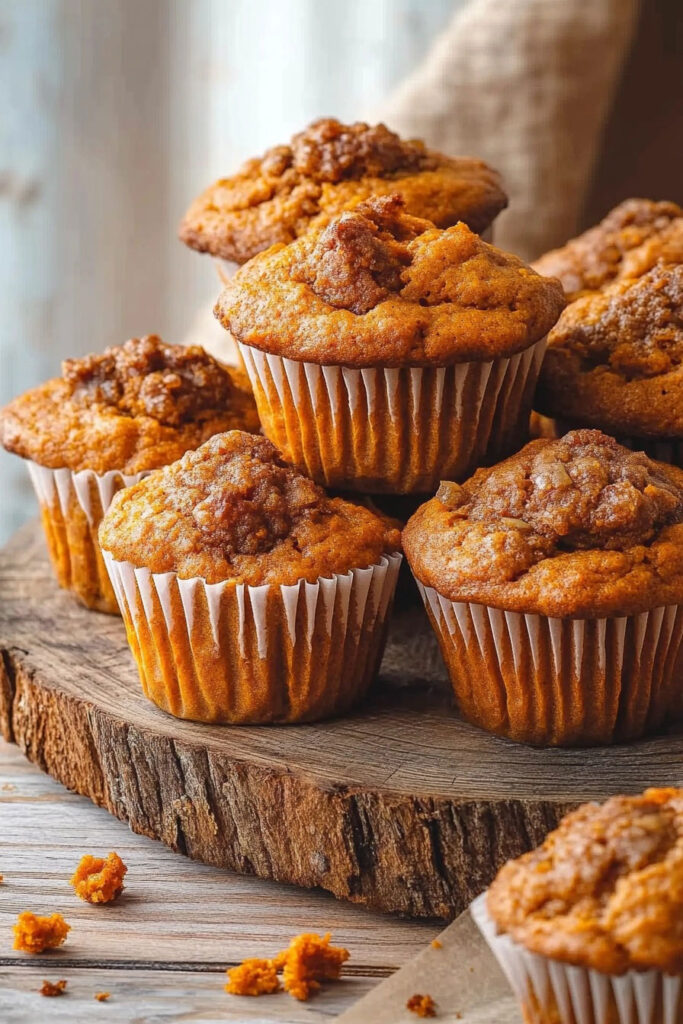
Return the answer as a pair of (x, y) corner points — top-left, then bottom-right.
(403, 431), (683, 616)
(99, 431), (400, 586)
(547, 264), (683, 382)
(13, 912), (70, 954)
(70, 852), (127, 904)
(62, 335), (239, 426)
(488, 788), (683, 974)
(287, 118), (434, 182)
(533, 198), (683, 299)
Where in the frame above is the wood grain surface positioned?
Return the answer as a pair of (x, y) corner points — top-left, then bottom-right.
(2, 521), (683, 921)
(0, 740), (439, 1022)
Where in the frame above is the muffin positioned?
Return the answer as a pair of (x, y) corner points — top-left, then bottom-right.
(0, 335), (259, 613)
(215, 194), (565, 494)
(535, 239), (683, 468)
(533, 198), (683, 301)
(99, 430), (402, 723)
(473, 788), (683, 1024)
(403, 429), (683, 747)
(179, 117), (508, 283)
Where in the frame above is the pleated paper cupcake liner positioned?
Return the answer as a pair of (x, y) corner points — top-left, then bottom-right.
(472, 894), (683, 1024)
(238, 338), (546, 493)
(102, 551), (402, 724)
(26, 460), (150, 614)
(548, 419), (683, 471)
(416, 583), (683, 746)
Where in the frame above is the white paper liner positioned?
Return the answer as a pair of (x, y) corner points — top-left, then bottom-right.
(417, 584), (683, 745)
(472, 894), (682, 1024)
(238, 337), (546, 492)
(27, 462), (150, 526)
(103, 550), (402, 723)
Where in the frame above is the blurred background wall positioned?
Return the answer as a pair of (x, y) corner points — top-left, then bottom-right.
(1, 0), (681, 543)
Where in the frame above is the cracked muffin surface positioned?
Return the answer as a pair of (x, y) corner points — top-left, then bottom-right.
(403, 430), (683, 616)
(487, 788), (683, 975)
(0, 335), (260, 474)
(179, 118), (507, 264)
(533, 198), (683, 300)
(536, 260), (683, 437)
(99, 431), (401, 585)
(215, 195), (565, 367)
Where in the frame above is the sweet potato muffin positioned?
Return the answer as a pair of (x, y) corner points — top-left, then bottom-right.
(179, 117), (507, 280)
(0, 335), (259, 612)
(100, 430), (402, 723)
(535, 242), (683, 467)
(215, 194), (565, 493)
(533, 198), (683, 301)
(474, 788), (683, 1024)
(403, 429), (683, 746)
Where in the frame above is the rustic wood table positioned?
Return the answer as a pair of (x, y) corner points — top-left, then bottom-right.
(0, 739), (439, 1021)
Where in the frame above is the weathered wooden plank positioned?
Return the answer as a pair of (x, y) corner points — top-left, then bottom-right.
(2, 522), (683, 920)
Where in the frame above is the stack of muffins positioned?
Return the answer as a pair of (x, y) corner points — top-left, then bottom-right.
(2, 116), (683, 1024)
(1, 118), (682, 752)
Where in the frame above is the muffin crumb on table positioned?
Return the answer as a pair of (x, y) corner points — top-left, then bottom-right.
(70, 851), (127, 904)
(40, 979), (68, 997)
(406, 992), (437, 1017)
(225, 932), (349, 1001)
(94, 991), (111, 1002)
(13, 912), (70, 953)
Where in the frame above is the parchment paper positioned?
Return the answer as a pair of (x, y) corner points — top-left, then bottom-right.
(336, 907), (520, 1023)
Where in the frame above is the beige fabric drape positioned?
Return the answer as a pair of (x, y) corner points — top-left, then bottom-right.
(378, 0), (640, 260)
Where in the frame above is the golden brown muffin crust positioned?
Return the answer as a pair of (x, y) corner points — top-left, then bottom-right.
(99, 431), (401, 585)
(487, 788), (683, 975)
(536, 262), (683, 437)
(179, 117), (508, 263)
(403, 430), (683, 616)
(533, 198), (683, 300)
(216, 195), (565, 367)
(0, 335), (260, 474)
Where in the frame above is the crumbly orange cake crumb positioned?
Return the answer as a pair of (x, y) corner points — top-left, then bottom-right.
(407, 993), (437, 1017)
(13, 912), (70, 953)
(430, 939), (442, 949)
(277, 932), (349, 1001)
(94, 992), (111, 1002)
(70, 852), (127, 904)
(0, 874), (3, 884)
(40, 979), (67, 997)
(225, 958), (281, 996)
(225, 932), (349, 1001)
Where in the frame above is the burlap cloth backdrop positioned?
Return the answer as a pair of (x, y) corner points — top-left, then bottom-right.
(377, 0), (639, 261)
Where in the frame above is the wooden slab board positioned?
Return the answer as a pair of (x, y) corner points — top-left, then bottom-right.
(2, 521), (683, 919)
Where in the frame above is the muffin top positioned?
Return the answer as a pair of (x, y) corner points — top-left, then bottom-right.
(215, 195), (565, 368)
(99, 431), (401, 585)
(403, 430), (683, 616)
(533, 198), (683, 301)
(487, 788), (683, 975)
(179, 118), (507, 264)
(0, 335), (260, 475)
(535, 255), (683, 438)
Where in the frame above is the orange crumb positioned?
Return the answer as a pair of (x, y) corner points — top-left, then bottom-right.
(70, 852), (127, 904)
(2, 782), (16, 791)
(277, 932), (349, 1001)
(407, 993), (437, 1017)
(40, 979), (67, 997)
(14, 912), (70, 954)
(0, 875), (3, 884)
(430, 939), (443, 949)
(94, 992), (111, 1002)
(225, 958), (280, 996)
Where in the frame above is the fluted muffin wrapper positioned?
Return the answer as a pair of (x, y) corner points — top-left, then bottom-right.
(26, 460), (150, 614)
(472, 894), (682, 1024)
(102, 551), (402, 724)
(416, 583), (683, 746)
(238, 338), (546, 493)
